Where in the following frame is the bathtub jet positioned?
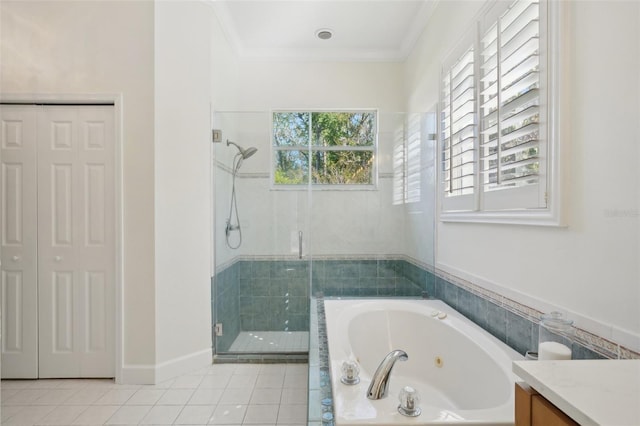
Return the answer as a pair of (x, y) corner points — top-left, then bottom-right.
(367, 349), (408, 400)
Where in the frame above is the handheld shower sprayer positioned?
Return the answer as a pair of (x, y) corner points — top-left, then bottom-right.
(227, 140), (257, 160)
(225, 140), (258, 249)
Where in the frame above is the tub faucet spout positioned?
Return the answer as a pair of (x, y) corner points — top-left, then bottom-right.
(367, 349), (408, 400)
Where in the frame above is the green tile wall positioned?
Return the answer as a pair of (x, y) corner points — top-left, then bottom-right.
(213, 258), (610, 359)
(213, 258), (426, 352)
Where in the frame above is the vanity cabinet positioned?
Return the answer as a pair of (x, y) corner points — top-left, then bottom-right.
(514, 360), (640, 426)
(515, 382), (578, 426)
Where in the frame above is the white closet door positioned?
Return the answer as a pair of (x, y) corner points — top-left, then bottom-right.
(0, 106), (39, 379)
(37, 106), (115, 378)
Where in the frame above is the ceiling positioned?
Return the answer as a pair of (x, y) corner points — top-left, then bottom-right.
(211, 1), (436, 62)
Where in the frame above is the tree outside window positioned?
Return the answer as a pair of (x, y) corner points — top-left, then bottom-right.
(273, 111), (376, 186)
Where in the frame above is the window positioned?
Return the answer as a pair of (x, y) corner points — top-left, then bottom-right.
(272, 111), (376, 187)
(392, 142), (405, 205)
(393, 113), (425, 205)
(406, 113), (423, 204)
(441, 42), (476, 211)
(439, 0), (565, 225)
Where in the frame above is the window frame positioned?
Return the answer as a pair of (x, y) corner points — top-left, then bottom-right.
(270, 109), (379, 191)
(438, 0), (568, 226)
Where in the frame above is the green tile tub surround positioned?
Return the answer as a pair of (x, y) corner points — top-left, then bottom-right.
(433, 274), (617, 360)
(311, 259), (423, 297)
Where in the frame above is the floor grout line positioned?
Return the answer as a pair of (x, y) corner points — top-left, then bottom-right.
(1, 362), (309, 426)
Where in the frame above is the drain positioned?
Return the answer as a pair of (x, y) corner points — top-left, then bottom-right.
(434, 356), (444, 368)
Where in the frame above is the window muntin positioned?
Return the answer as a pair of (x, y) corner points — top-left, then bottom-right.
(272, 111), (377, 187)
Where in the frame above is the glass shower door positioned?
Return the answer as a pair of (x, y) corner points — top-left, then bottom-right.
(212, 111), (311, 358)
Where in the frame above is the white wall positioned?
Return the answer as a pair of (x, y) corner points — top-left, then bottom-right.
(405, 1), (640, 350)
(1, 0), (217, 383)
(154, 0), (213, 381)
(0, 0), (158, 377)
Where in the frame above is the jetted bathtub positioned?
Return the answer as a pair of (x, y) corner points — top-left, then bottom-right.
(324, 299), (522, 425)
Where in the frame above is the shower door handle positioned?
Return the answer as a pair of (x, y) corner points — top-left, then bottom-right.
(298, 231), (303, 259)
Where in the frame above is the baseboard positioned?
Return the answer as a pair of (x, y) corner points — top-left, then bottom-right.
(155, 348), (213, 384)
(119, 348), (212, 385)
(120, 363), (156, 385)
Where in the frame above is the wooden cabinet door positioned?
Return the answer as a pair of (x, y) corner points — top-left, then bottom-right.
(532, 396), (579, 426)
(516, 382), (578, 426)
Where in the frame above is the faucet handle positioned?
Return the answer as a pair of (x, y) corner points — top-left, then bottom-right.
(398, 386), (422, 417)
(340, 360), (360, 385)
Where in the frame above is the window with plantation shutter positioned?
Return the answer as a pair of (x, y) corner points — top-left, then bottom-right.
(406, 113), (422, 203)
(392, 142), (405, 205)
(392, 113), (424, 205)
(480, 0), (546, 210)
(441, 35), (477, 212)
(439, 0), (565, 225)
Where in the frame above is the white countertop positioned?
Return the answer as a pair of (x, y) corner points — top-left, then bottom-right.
(513, 359), (640, 426)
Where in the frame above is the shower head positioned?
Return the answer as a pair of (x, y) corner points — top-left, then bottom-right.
(227, 140), (258, 159)
(242, 147), (258, 159)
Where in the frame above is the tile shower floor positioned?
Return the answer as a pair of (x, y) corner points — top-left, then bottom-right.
(228, 332), (309, 353)
(0, 363), (308, 426)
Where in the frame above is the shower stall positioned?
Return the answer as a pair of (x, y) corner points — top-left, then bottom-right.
(211, 110), (436, 360)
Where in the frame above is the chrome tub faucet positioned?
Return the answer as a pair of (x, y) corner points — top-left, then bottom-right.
(366, 349), (408, 400)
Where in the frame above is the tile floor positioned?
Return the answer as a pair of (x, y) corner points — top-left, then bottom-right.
(0, 363), (308, 426)
(228, 332), (308, 353)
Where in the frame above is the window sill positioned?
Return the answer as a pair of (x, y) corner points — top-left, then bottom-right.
(440, 209), (566, 227)
(270, 184), (379, 191)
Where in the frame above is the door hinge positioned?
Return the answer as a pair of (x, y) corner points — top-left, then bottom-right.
(214, 323), (223, 336)
(212, 129), (222, 143)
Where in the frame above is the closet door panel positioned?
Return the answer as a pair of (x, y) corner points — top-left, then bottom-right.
(76, 107), (115, 377)
(38, 106), (115, 378)
(38, 107), (81, 376)
(1, 104), (114, 379)
(0, 106), (38, 379)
